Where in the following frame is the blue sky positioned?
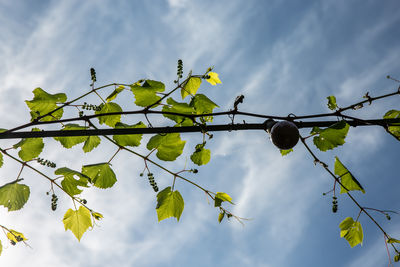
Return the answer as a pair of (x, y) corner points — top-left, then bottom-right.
(0, 0), (399, 266)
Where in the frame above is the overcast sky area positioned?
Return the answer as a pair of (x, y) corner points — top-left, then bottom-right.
(0, 0), (399, 266)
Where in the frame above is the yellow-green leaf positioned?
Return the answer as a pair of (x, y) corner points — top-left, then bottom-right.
(218, 212), (225, 223)
(383, 110), (400, 141)
(0, 239), (2, 255)
(55, 167), (91, 196)
(6, 229), (27, 244)
(95, 102), (122, 127)
(327, 95), (337, 110)
(130, 80), (165, 107)
(112, 122), (146, 147)
(190, 143), (211, 166)
(63, 206), (93, 241)
(214, 192), (233, 207)
(92, 211), (103, 220)
(280, 149), (293, 156)
(206, 72), (222, 86)
(156, 186), (184, 222)
(387, 237), (400, 244)
(339, 217), (363, 247)
(82, 163), (117, 189)
(25, 87), (67, 121)
(312, 120), (350, 151)
(83, 135), (101, 153)
(181, 77), (201, 99)
(13, 128), (44, 161)
(147, 133), (186, 161)
(0, 181), (30, 211)
(334, 157), (365, 194)
(106, 85), (125, 102)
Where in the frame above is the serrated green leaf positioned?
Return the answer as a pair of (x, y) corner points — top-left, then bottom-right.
(82, 163), (117, 189)
(387, 237), (400, 244)
(55, 167), (91, 196)
(54, 124), (88, 148)
(218, 212), (225, 223)
(334, 156), (365, 194)
(130, 80), (165, 107)
(280, 149), (293, 156)
(112, 122), (146, 147)
(214, 192), (233, 207)
(156, 186), (184, 222)
(181, 77), (201, 99)
(6, 229), (27, 244)
(327, 95), (337, 110)
(0, 181), (30, 211)
(206, 72), (222, 86)
(383, 110), (400, 141)
(106, 85), (125, 102)
(190, 143), (211, 166)
(83, 136), (101, 152)
(13, 128), (44, 161)
(190, 94), (219, 122)
(339, 217), (363, 247)
(95, 102), (122, 127)
(312, 120), (350, 151)
(147, 133), (186, 161)
(162, 98), (195, 126)
(63, 206), (92, 241)
(25, 87), (67, 121)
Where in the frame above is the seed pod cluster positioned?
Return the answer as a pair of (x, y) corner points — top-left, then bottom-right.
(37, 158), (56, 168)
(51, 193), (58, 211)
(82, 102), (103, 111)
(90, 68), (97, 83)
(332, 196), (338, 213)
(177, 59), (183, 78)
(147, 173), (159, 192)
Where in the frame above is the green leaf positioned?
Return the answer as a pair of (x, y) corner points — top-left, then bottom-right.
(95, 102), (122, 127)
(395, 254), (400, 262)
(130, 80), (165, 107)
(162, 98), (195, 126)
(0, 151), (3, 168)
(218, 212), (225, 223)
(280, 149), (293, 156)
(55, 167), (91, 196)
(214, 192), (233, 207)
(92, 211), (103, 220)
(63, 206), (93, 241)
(339, 217), (363, 247)
(190, 94), (219, 122)
(387, 237), (400, 244)
(181, 77), (201, 99)
(112, 122), (146, 147)
(312, 120), (350, 151)
(54, 124), (100, 152)
(13, 128), (44, 161)
(106, 85), (125, 102)
(383, 110), (400, 141)
(82, 163), (117, 189)
(83, 136), (101, 153)
(54, 124), (88, 148)
(6, 229), (27, 243)
(0, 239), (2, 256)
(25, 87), (67, 121)
(190, 143), (211, 166)
(327, 95), (337, 110)
(334, 156), (365, 194)
(156, 186), (184, 222)
(147, 133), (186, 161)
(0, 181), (30, 211)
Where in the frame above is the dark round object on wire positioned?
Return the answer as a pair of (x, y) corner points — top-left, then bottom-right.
(270, 121), (300, 150)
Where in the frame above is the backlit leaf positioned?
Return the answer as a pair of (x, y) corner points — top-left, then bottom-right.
(95, 102), (122, 127)
(0, 181), (30, 211)
(6, 229), (27, 243)
(214, 192), (233, 207)
(339, 217), (363, 247)
(113, 121), (146, 147)
(92, 211), (103, 220)
(190, 94), (219, 122)
(63, 206), (92, 241)
(162, 98), (195, 126)
(130, 80), (165, 107)
(312, 120), (349, 151)
(14, 128), (44, 161)
(54, 124), (88, 148)
(55, 167), (91, 196)
(218, 212), (225, 223)
(327, 95), (337, 110)
(181, 77), (201, 99)
(83, 136), (101, 152)
(280, 149), (293, 156)
(334, 156), (365, 194)
(190, 143), (211, 166)
(383, 110), (400, 141)
(147, 133), (186, 161)
(387, 237), (400, 244)
(82, 163), (117, 189)
(25, 88), (67, 121)
(106, 85), (125, 102)
(156, 186), (184, 222)
(206, 72), (222, 86)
